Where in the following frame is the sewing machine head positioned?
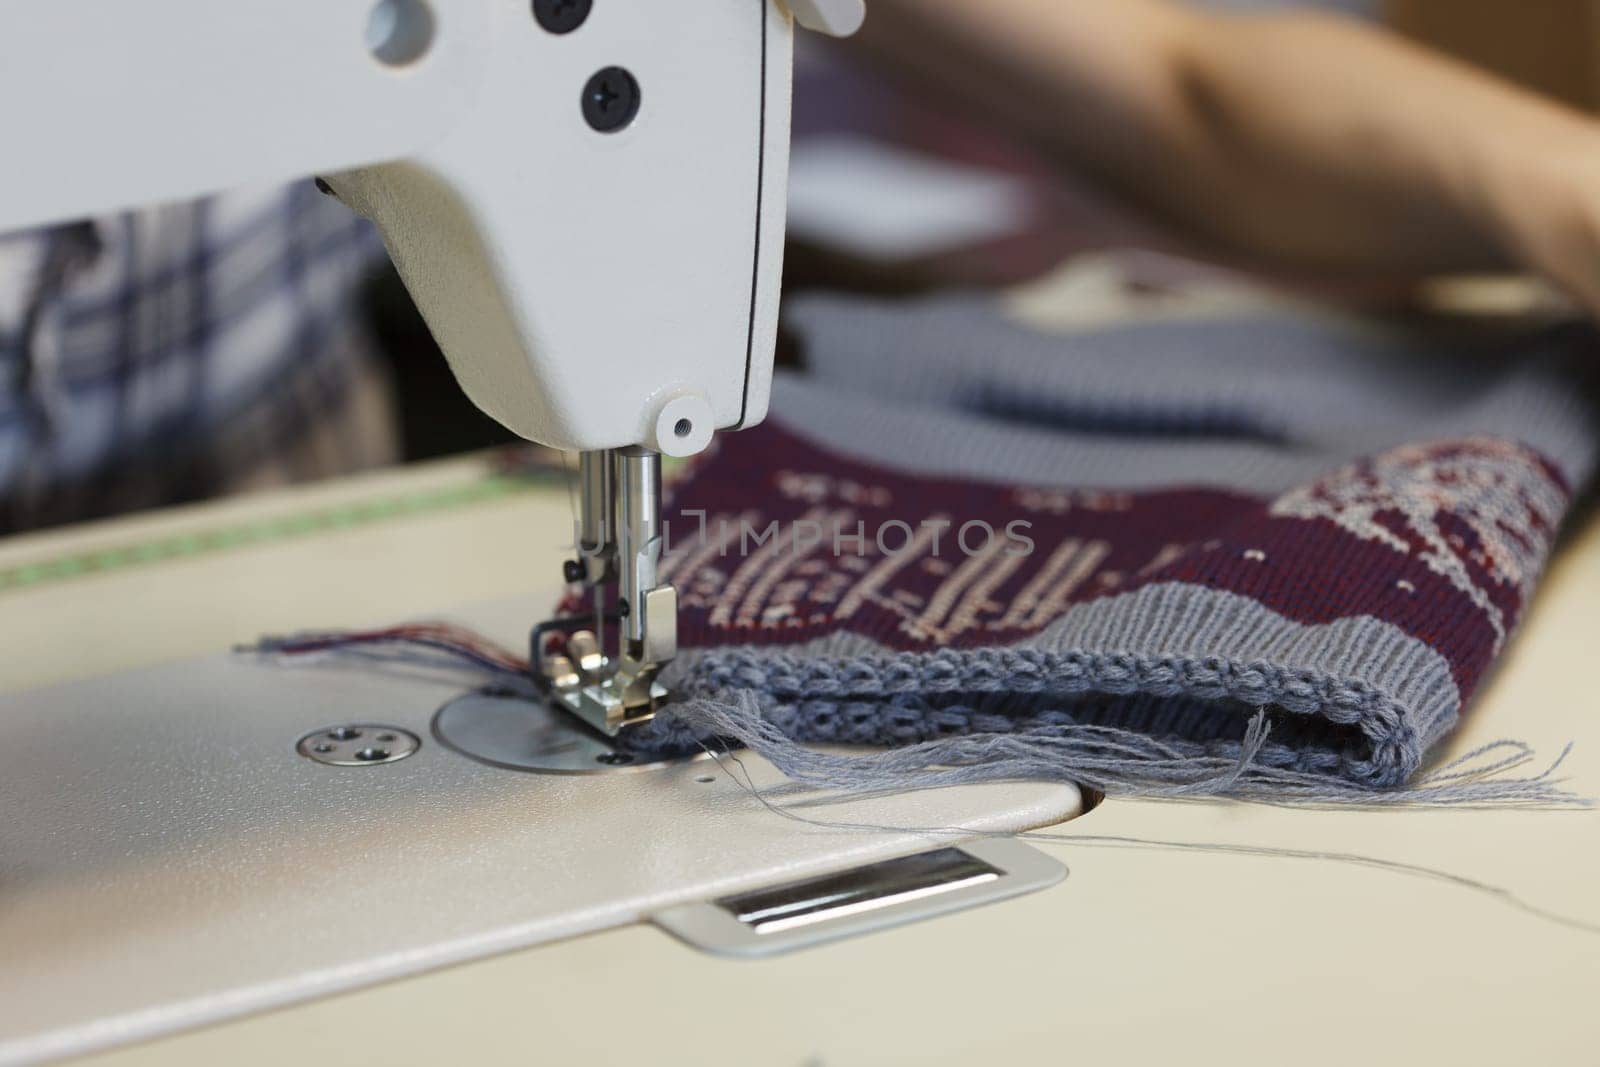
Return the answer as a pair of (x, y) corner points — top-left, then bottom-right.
(341, 1), (869, 737)
(0, 0), (865, 739)
(325, 1), (867, 734)
(330, 0), (868, 459)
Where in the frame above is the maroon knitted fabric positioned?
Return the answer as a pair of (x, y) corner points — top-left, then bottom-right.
(602, 296), (1598, 793)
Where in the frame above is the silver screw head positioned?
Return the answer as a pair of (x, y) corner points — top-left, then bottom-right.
(296, 725), (420, 767)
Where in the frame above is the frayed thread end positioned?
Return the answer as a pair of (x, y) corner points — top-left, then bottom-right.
(656, 691), (1590, 809)
(239, 626), (1589, 809)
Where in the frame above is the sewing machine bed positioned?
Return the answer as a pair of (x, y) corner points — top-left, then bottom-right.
(0, 417), (1595, 1065)
(0, 622), (1080, 1064)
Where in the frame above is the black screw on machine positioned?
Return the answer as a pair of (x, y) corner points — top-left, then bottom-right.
(533, 0), (591, 34)
(582, 67), (640, 134)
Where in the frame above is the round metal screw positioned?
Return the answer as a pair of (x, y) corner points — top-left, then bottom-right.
(297, 725), (420, 767)
(582, 67), (640, 134)
(533, 0), (591, 34)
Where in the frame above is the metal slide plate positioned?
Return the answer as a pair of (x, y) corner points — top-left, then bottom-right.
(0, 651), (1081, 1065)
(654, 838), (1067, 958)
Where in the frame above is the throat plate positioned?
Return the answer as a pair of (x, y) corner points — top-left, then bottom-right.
(432, 688), (686, 774)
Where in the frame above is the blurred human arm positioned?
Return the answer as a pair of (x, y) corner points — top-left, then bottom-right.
(854, 0), (1600, 310)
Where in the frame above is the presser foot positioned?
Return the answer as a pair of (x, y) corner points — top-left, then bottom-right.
(541, 444), (679, 738)
(539, 633), (668, 737)
(432, 616), (680, 773)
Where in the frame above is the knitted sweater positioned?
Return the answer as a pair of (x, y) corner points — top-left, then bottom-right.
(636, 293), (1599, 798)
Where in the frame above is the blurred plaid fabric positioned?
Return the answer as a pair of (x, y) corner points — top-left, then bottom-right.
(0, 181), (394, 534)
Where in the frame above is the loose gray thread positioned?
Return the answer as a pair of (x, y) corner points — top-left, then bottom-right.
(663, 691), (1587, 808)
(243, 636), (1588, 807)
(697, 741), (1600, 937)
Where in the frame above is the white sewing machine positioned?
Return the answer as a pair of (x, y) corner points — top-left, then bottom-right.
(4, 6), (1598, 1064)
(0, 0), (871, 735)
(0, 3), (1091, 1061)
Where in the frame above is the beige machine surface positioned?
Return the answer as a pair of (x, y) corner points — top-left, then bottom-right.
(0, 386), (1595, 1065)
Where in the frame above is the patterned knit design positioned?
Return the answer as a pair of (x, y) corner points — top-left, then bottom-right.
(623, 296), (1599, 792)
(663, 647), (1409, 782)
